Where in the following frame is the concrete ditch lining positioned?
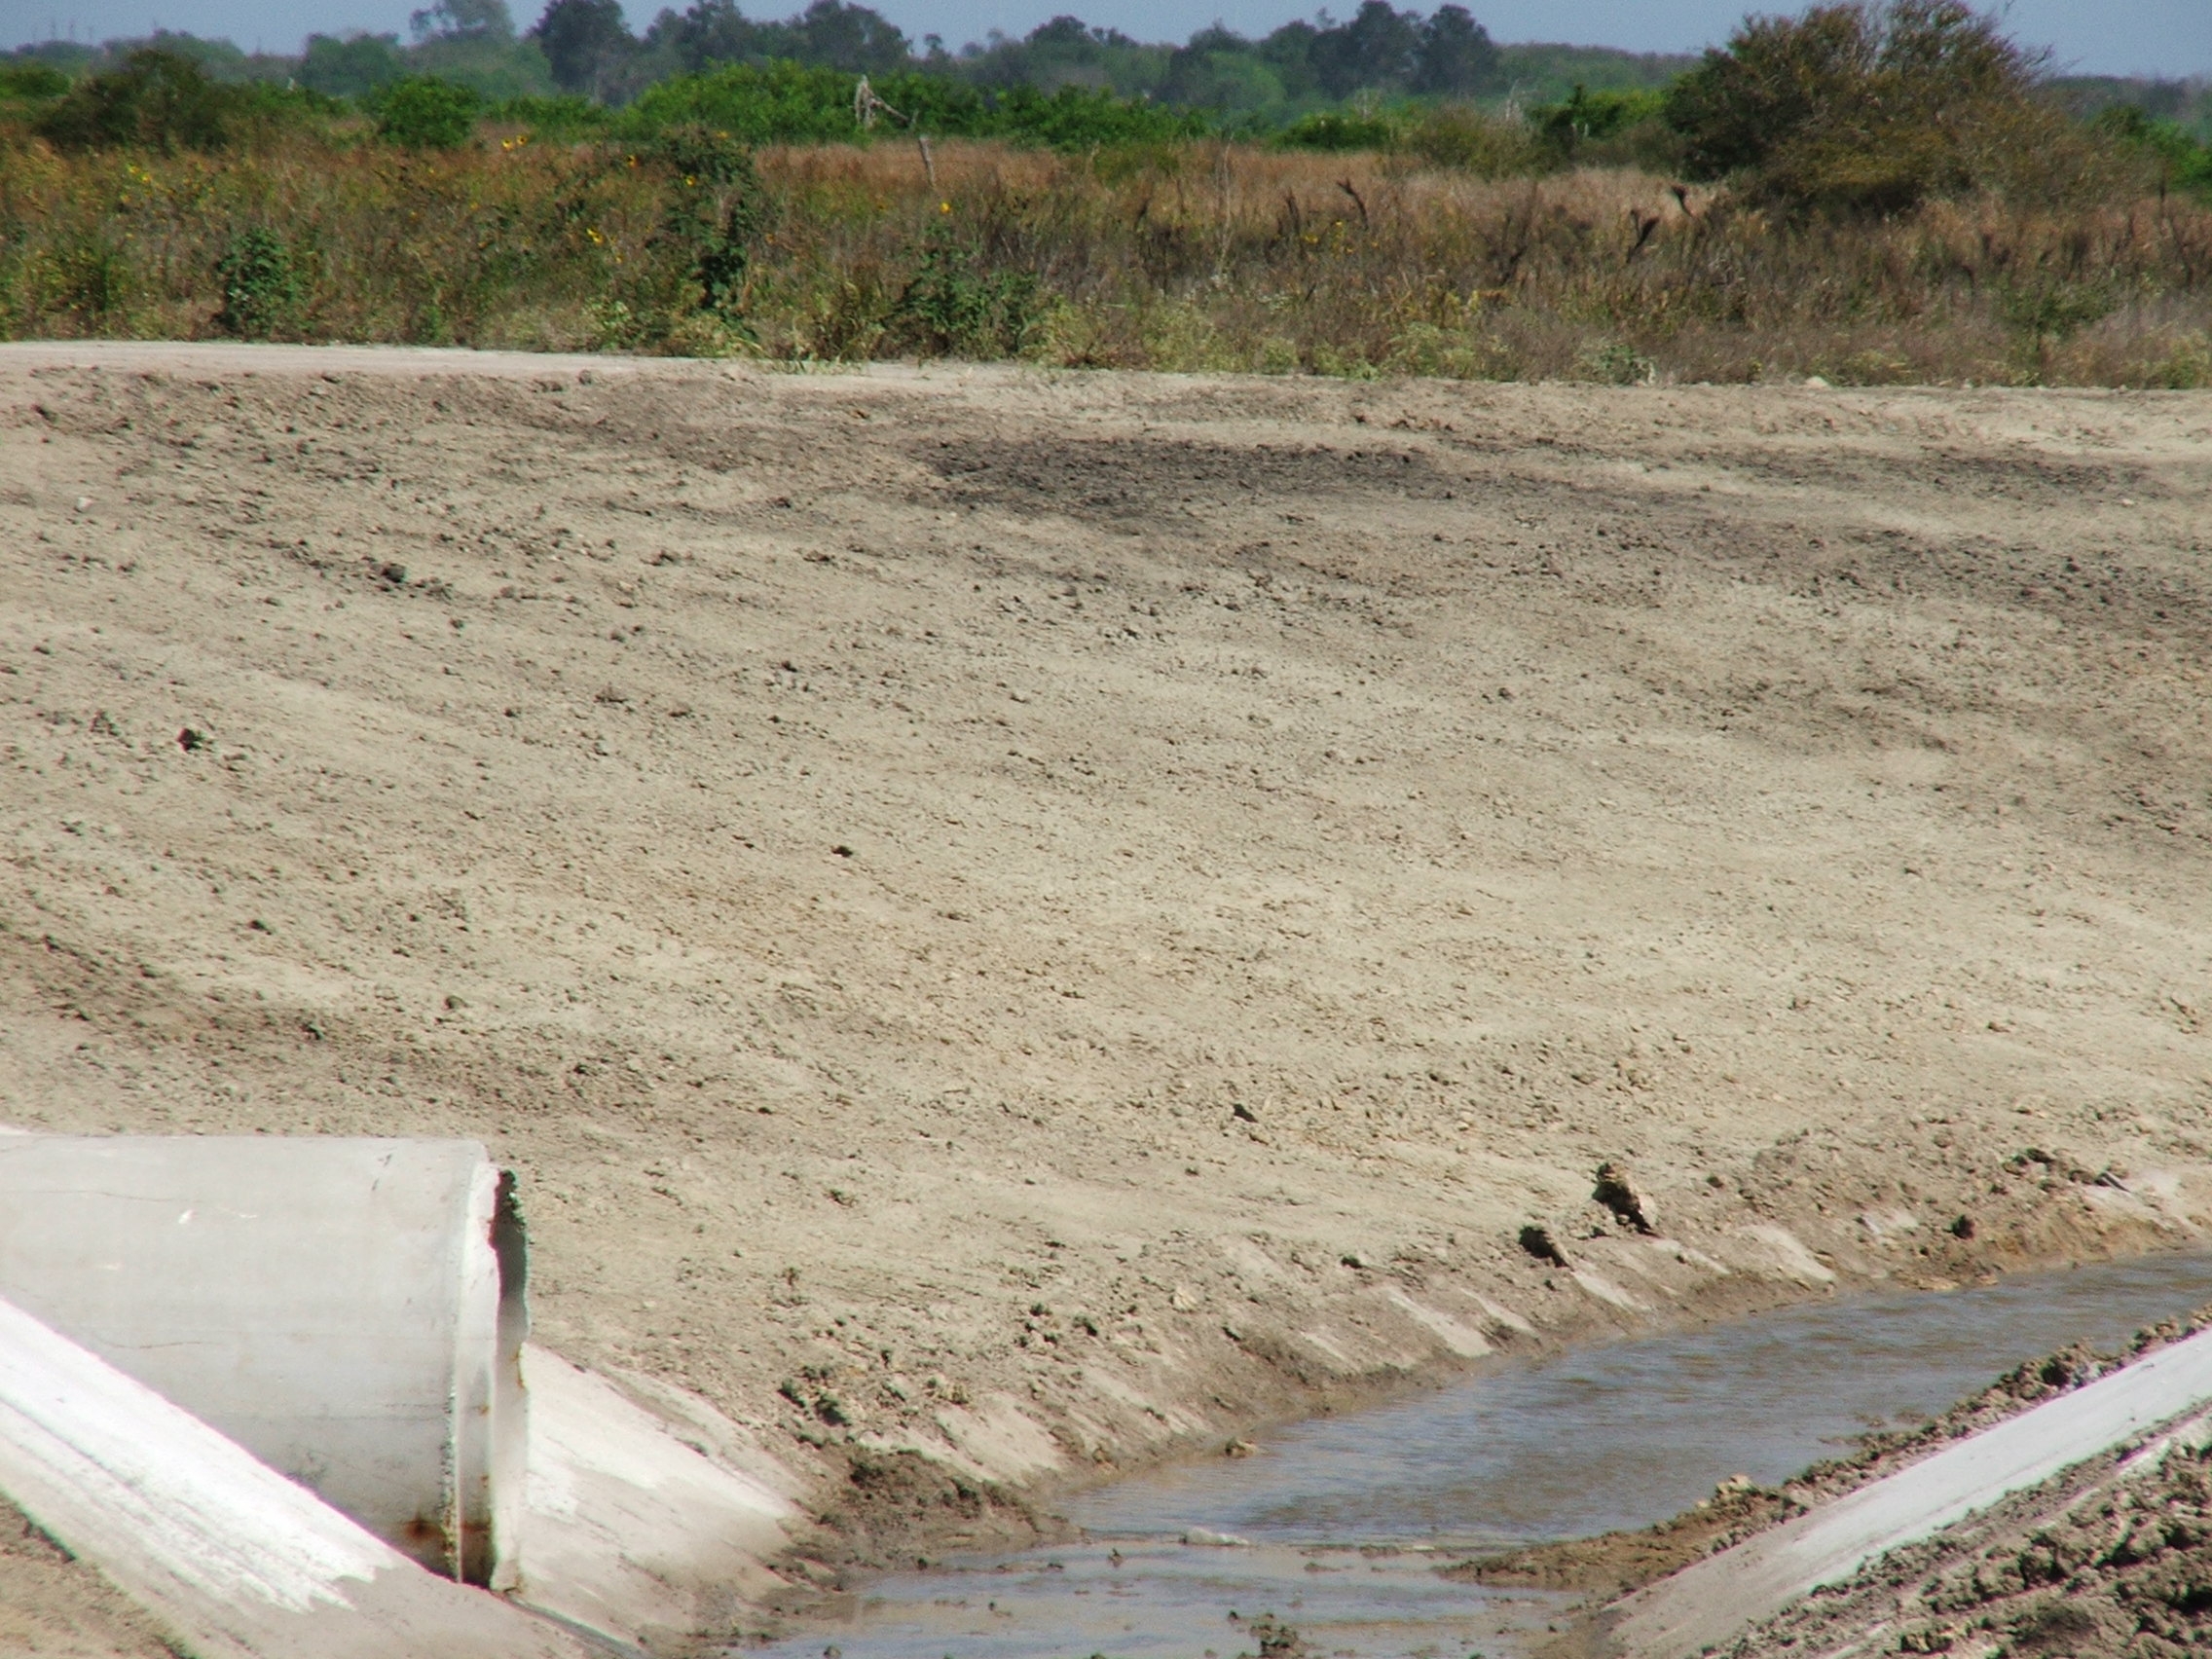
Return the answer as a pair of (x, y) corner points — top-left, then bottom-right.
(1610, 1323), (2212, 1658)
(0, 1290), (582, 1659)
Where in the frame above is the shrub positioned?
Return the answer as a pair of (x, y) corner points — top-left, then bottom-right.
(891, 228), (1043, 356)
(624, 60), (869, 146)
(1404, 104), (1547, 174)
(46, 233), (136, 323)
(1664, 1), (2072, 217)
(371, 76), (484, 148)
(36, 49), (237, 152)
(2095, 106), (2212, 203)
(1270, 104), (1543, 174)
(622, 60), (1204, 151)
(1274, 109), (1398, 152)
(298, 32), (408, 98)
(980, 83), (1207, 149)
(0, 62), (71, 101)
(214, 229), (304, 337)
(488, 92), (610, 138)
(641, 124), (768, 318)
(1532, 84), (1671, 163)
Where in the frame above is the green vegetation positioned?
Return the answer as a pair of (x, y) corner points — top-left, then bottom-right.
(2095, 105), (2212, 198)
(619, 59), (1205, 147)
(212, 228), (304, 337)
(371, 76), (487, 147)
(0, 1), (2207, 386)
(3, 0), (1610, 118)
(1664, 0), (2106, 217)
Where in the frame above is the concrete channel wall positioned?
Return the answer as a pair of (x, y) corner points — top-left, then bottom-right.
(1612, 1322), (2212, 1658)
(0, 1135), (526, 1585)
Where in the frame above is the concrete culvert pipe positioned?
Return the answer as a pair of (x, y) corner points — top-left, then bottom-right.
(0, 1135), (526, 1587)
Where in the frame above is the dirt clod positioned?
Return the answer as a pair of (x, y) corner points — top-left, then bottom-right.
(1592, 1161), (1659, 1235)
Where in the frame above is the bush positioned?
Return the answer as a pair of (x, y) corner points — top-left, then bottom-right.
(891, 228), (1043, 356)
(1269, 104), (1543, 174)
(2095, 106), (2212, 202)
(1531, 84), (1669, 162)
(0, 62), (71, 101)
(488, 92), (610, 139)
(371, 76), (483, 148)
(1665, 0), (2069, 217)
(641, 124), (767, 318)
(981, 83), (1207, 148)
(1404, 104), (1547, 173)
(36, 49), (237, 152)
(623, 60), (869, 145)
(298, 32), (408, 98)
(214, 229), (303, 337)
(45, 233), (135, 322)
(622, 60), (1205, 151)
(1274, 109), (1398, 151)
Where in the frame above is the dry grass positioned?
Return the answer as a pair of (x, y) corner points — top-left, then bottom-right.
(3, 127), (2209, 386)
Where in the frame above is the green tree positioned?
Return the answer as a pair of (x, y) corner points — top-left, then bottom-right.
(1411, 5), (1497, 97)
(411, 0), (517, 42)
(36, 49), (237, 151)
(1666, 0), (2062, 217)
(530, 0), (639, 95)
(300, 32), (409, 96)
(1307, 1), (1420, 99)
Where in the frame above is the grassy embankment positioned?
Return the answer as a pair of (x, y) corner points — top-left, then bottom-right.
(4, 4), (2212, 384)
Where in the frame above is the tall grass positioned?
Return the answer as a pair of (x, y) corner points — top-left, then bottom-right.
(3, 126), (2209, 385)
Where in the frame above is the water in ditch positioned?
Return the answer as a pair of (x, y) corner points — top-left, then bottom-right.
(751, 1249), (2212, 1659)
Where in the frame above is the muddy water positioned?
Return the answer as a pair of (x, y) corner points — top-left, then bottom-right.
(756, 1252), (2212, 1659)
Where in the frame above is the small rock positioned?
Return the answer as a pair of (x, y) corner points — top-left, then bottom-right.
(1224, 1438), (1255, 1457)
(177, 727), (207, 753)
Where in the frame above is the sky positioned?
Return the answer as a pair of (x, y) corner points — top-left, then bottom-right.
(5, 0), (2208, 77)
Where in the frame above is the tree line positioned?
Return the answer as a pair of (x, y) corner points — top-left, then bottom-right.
(8, 0), (1693, 120)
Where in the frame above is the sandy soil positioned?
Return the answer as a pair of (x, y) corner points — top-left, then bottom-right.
(5, 344), (2212, 1647)
(0, 1504), (174, 1659)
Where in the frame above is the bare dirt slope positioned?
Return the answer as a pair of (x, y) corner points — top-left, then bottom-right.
(4, 344), (2212, 1632)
